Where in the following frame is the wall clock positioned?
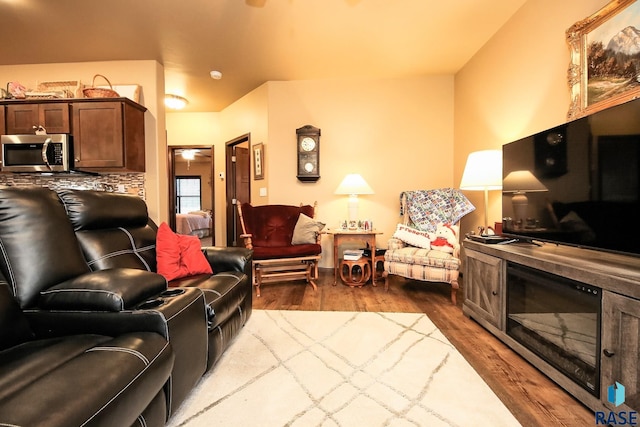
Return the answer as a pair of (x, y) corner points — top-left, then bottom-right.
(296, 125), (320, 182)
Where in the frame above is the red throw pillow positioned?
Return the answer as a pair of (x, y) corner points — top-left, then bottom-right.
(156, 222), (213, 281)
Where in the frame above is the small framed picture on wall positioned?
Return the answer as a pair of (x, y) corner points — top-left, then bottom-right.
(253, 143), (265, 180)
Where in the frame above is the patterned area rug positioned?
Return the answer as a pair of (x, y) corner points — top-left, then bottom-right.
(167, 310), (521, 426)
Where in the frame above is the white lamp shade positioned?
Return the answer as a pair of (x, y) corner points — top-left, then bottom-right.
(460, 150), (503, 190)
(334, 174), (374, 195)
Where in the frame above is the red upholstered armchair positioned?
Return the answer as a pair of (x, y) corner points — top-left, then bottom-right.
(237, 202), (323, 296)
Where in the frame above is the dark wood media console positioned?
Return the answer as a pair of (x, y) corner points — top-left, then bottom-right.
(462, 239), (640, 414)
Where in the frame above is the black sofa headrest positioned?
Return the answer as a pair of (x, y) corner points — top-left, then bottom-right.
(0, 187), (91, 308)
(58, 189), (149, 231)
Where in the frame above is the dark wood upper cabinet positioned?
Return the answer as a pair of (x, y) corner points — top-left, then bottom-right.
(6, 102), (70, 134)
(1, 98), (146, 173)
(72, 100), (146, 172)
(0, 106), (5, 135)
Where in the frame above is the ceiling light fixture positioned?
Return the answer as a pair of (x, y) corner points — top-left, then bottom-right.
(181, 149), (197, 160)
(210, 70), (223, 80)
(164, 94), (188, 110)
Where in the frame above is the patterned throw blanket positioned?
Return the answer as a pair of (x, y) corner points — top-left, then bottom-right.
(401, 188), (475, 232)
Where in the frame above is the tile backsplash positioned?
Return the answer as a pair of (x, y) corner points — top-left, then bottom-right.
(0, 173), (145, 198)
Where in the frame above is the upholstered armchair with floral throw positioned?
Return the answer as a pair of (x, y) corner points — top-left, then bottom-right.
(383, 188), (475, 304)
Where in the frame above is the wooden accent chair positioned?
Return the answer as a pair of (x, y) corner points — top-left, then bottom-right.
(236, 201), (323, 297)
(383, 189), (475, 304)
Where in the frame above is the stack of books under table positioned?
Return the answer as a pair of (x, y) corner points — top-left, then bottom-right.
(343, 249), (364, 261)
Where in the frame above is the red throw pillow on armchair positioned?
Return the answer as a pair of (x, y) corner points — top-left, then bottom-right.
(156, 222), (213, 281)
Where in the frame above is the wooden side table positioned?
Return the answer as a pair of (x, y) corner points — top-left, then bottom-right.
(327, 229), (383, 286)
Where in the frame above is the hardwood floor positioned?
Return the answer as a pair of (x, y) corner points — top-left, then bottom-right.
(252, 269), (595, 427)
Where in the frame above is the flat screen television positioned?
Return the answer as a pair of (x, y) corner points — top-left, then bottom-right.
(502, 97), (640, 257)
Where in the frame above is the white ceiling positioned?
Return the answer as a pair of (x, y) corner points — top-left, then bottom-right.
(0, 0), (526, 112)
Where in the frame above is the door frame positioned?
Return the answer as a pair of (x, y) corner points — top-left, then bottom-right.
(168, 145), (215, 244)
(225, 133), (251, 246)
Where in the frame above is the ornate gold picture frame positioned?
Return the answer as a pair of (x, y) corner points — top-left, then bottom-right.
(567, 0), (640, 119)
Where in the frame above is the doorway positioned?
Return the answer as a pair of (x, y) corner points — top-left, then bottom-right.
(168, 146), (215, 245)
(225, 134), (251, 247)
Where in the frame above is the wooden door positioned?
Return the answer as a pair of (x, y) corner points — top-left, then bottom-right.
(235, 146), (250, 203)
(225, 135), (251, 247)
(232, 146), (250, 246)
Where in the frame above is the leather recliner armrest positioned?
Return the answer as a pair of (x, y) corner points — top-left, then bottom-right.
(39, 268), (167, 312)
(202, 246), (253, 277)
(25, 287), (205, 341)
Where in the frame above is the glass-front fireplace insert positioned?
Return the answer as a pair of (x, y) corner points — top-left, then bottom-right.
(506, 263), (601, 395)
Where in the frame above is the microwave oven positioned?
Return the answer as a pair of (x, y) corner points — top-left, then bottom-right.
(1, 134), (72, 172)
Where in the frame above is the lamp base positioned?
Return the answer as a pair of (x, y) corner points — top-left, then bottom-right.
(511, 193), (528, 227)
(347, 194), (359, 223)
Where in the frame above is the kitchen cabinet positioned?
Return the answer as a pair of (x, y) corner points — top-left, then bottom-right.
(0, 105), (5, 135)
(71, 100), (145, 172)
(0, 98), (146, 173)
(5, 102), (70, 134)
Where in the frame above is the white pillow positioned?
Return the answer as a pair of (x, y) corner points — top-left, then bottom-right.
(392, 224), (431, 249)
(291, 213), (326, 245)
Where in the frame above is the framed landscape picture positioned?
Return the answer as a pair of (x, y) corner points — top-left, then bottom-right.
(567, 0), (640, 118)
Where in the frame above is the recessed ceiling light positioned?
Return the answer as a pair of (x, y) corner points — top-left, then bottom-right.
(210, 70), (223, 80)
(165, 94), (188, 110)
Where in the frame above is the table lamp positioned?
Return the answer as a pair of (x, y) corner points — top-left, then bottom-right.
(502, 170), (548, 226)
(460, 150), (503, 234)
(334, 174), (374, 225)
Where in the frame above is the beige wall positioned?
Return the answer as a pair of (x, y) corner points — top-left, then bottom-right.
(0, 60), (168, 222)
(454, 0), (610, 236)
(265, 77), (454, 267)
(168, 76), (454, 267)
(166, 112), (223, 242)
(4, 1), (613, 268)
(167, 85), (269, 245)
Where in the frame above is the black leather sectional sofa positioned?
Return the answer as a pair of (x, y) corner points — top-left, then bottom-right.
(0, 187), (253, 426)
